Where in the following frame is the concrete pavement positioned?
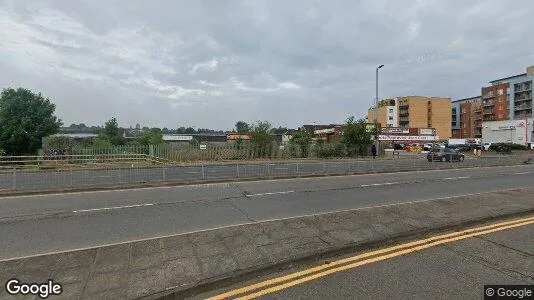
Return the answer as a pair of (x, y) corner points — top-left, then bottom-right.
(207, 222), (533, 300)
(1, 188), (533, 299)
(1, 165), (534, 259)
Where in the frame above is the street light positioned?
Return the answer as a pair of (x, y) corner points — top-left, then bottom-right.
(375, 64), (384, 153)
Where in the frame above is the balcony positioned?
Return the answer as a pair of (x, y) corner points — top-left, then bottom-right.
(516, 112), (533, 119)
(514, 83), (532, 93)
(482, 92), (495, 99)
(483, 110), (494, 115)
(483, 116), (495, 122)
(514, 105), (533, 112)
(515, 94), (532, 102)
(483, 101), (494, 107)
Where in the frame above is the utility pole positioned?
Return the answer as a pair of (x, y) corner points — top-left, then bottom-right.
(375, 64), (384, 153)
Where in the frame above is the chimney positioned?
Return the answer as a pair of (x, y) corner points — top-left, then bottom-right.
(527, 65), (534, 76)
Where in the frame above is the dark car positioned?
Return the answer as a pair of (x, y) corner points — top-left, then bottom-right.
(427, 148), (465, 162)
(447, 144), (471, 152)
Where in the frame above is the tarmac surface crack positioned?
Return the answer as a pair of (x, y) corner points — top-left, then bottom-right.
(441, 239), (533, 282)
(476, 235), (534, 257)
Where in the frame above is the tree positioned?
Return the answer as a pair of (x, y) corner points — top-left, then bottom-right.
(250, 121), (273, 158)
(185, 127), (196, 134)
(0, 88), (62, 155)
(133, 129), (163, 146)
(271, 126), (289, 135)
(97, 117), (125, 146)
(341, 117), (373, 157)
(92, 136), (113, 149)
(235, 121), (251, 134)
(45, 135), (73, 150)
(290, 129), (312, 158)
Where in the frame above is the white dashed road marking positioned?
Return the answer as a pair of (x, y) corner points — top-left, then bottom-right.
(360, 182), (400, 187)
(443, 176), (470, 180)
(246, 191), (295, 197)
(72, 203), (156, 213)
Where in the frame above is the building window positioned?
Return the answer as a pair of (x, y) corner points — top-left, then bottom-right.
(497, 89), (503, 95)
(389, 109), (393, 113)
(389, 116), (393, 120)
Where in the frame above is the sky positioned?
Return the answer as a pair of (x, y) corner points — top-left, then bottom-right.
(1, 0), (534, 130)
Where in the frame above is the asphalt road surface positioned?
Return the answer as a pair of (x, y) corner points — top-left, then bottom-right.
(0, 155), (528, 192)
(194, 220), (534, 300)
(1, 164), (533, 260)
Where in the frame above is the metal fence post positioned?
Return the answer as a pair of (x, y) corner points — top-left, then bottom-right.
(201, 164), (205, 180)
(322, 162), (326, 173)
(296, 162), (299, 175)
(162, 167), (166, 182)
(267, 164), (271, 177)
(12, 168), (16, 191)
(69, 166), (73, 188)
(236, 163), (240, 178)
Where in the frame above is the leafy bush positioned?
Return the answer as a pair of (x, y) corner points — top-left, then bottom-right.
(488, 143), (512, 153)
(316, 143), (346, 158)
(509, 143), (528, 150)
(489, 143), (527, 152)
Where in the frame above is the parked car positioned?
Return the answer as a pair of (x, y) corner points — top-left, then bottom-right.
(427, 148), (465, 162)
(455, 144), (472, 152)
(423, 143), (434, 151)
(482, 142), (492, 151)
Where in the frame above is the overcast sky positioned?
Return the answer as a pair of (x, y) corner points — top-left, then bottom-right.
(1, 0), (533, 130)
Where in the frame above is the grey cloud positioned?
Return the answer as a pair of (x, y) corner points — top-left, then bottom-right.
(1, 0), (534, 130)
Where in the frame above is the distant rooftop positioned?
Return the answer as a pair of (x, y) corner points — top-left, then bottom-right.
(452, 96), (481, 103)
(489, 73), (527, 84)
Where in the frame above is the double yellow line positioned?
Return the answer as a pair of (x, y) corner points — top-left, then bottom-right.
(208, 216), (534, 300)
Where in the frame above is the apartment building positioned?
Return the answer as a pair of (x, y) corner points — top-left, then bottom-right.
(367, 98), (398, 127)
(482, 82), (510, 122)
(397, 96), (452, 140)
(481, 65), (534, 121)
(451, 96), (482, 138)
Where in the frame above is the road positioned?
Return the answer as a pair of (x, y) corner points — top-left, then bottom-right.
(1, 164), (533, 260)
(195, 218), (534, 300)
(0, 155), (528, 193)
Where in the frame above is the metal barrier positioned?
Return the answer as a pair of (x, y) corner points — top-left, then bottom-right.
(0, 154), (150, 171)
(0, 154), (530, 193)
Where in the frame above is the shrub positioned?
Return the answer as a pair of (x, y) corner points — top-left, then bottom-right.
(316, 143), (346, 158)
(509, 143), (528, 150)
(488, 143), (512, 153)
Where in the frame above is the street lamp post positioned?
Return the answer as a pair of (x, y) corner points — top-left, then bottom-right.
(375, 64), (384, 153)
